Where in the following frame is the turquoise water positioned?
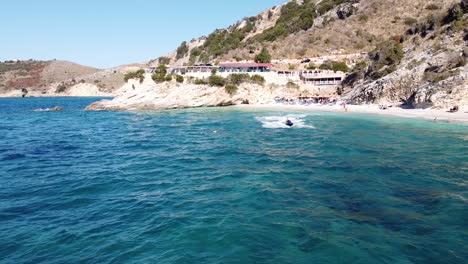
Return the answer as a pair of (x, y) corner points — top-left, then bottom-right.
(0, 97), (467, 264)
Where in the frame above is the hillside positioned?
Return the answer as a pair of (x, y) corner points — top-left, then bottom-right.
(2, 0), (466, 108)
(149, 0), (467, 109)
(153, 0), (459, 65)
(0, 60), (127, 97)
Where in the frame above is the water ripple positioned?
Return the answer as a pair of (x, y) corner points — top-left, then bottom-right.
(0, 98), (466, 264)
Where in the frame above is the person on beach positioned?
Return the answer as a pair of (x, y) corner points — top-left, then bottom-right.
(342, 101), (348, 112)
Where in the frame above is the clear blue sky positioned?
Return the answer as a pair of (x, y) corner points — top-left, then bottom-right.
(1, 0), (286, 69)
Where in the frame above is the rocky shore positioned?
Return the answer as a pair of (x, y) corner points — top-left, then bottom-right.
(85, 76), (308, 111)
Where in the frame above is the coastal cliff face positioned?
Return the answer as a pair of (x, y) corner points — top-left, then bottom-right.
(140, 0), (466, 110)
(86, 76), (307, 111)
(343, 0), (468, 109)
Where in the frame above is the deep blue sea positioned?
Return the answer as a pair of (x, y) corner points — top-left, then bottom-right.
(0, 97), (467, 264)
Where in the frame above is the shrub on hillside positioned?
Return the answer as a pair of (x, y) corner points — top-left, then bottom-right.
(124, 69), (145, 83)
(367, 40), (404, 79)
(229, 73), (250, 85)
(317, 0), (352, 15)
(165, 74), (173, 82)
(358, 15), (369, 22)
(286, 81), (299, 89)
(208, 75), (226, 87)
(256, 1), (316, 42)
(151, 65), (167, 83)
(158, 57), (171, 65)
(404, 17), (418, 26)
(425, 4), (439, 10)
(176, 41), (189, 60)
(56, 83), (67, 93)
(250, 75), (266, 85)
(175, 75), (184, 83)
(307, 62), (317, 69)
(194, 78), (208, 85)
(225, 84), (238, 95)
(255, 47), (272, 63)
(319, 60), (349, 72)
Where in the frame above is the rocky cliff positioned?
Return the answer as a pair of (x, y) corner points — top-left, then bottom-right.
(342, 0), (468, 109)
(86, 75), (308, 111)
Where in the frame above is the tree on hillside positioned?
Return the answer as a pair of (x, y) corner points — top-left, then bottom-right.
(152, 65), (167, 83)
(124, 69), (145, 83)
(255, 47), (271, 63)
(176, 41), (189, 60)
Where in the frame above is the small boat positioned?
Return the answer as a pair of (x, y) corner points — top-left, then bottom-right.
(285, 119), (294, 127)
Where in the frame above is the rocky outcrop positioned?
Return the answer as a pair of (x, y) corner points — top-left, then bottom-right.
(343, 1), (468, 109)
(336, 3), (358, 20)
(86, 76), (307, 111)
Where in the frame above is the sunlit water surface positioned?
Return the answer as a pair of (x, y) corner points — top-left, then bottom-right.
(0, 97), (467, 263)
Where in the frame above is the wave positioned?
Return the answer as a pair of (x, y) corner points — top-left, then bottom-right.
(256, 115), (315, 129)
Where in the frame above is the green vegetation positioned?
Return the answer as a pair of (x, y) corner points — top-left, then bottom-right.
(286, 80), (299, 89)
(55, 79), (79, 93)
(55, 83), (67, 93)
(255, 47), (271, 63)
(406, 1), (467, 38)
(194, 78), (208, 85)
(358, 15), (369, 22)
(425, 4), (439, 10)
(189, 47), (202, 65)
(367, 40), (404, 79)
(158, 57), (171, 65)
(317, 0), (352, 15)
(225, 84), (238, 95)
(443, 1), (466, 25)
(194, 19), (257, 62)
(175, 75), (184, 83)
(249, 74), (266, 85)
(257, 23), (288, 42)
(208, 75), (226, 87)
(193, 73), (265, 97)
(319, 60), (349, 72)
(423, 68), (459, 83)
(404, 17), (418, 26)
(307, 62), (318, 70)
(151, 65), (167, 83)
(124, 69), (145, 83)
(173, 0), (355, 62)
(176, 41), (189, 60)
(227, 73), (265, 86)
(165, 74), (173, 82)
(228, 73), (250, 85)
(255, 1), (317, 42)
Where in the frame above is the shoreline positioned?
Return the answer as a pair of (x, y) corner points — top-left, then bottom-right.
(231, 104), (468, 124)
(0, 95), (114, 98)
(3, 95), (467, 125)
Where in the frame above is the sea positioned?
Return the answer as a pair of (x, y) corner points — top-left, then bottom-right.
(0, 97), (467, 264)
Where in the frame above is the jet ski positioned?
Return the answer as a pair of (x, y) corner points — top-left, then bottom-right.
(285, 119), (294, 127)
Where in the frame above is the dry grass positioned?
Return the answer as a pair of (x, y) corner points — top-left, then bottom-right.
(222, 0), (461, 61)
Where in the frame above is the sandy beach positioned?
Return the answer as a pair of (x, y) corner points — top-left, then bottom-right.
(233, 104), (468, 124)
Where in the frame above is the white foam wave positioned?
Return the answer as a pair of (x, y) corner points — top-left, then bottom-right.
(256, 115), (315, 129)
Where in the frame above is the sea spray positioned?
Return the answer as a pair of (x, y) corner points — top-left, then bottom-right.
(256, 114), (315, 129)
